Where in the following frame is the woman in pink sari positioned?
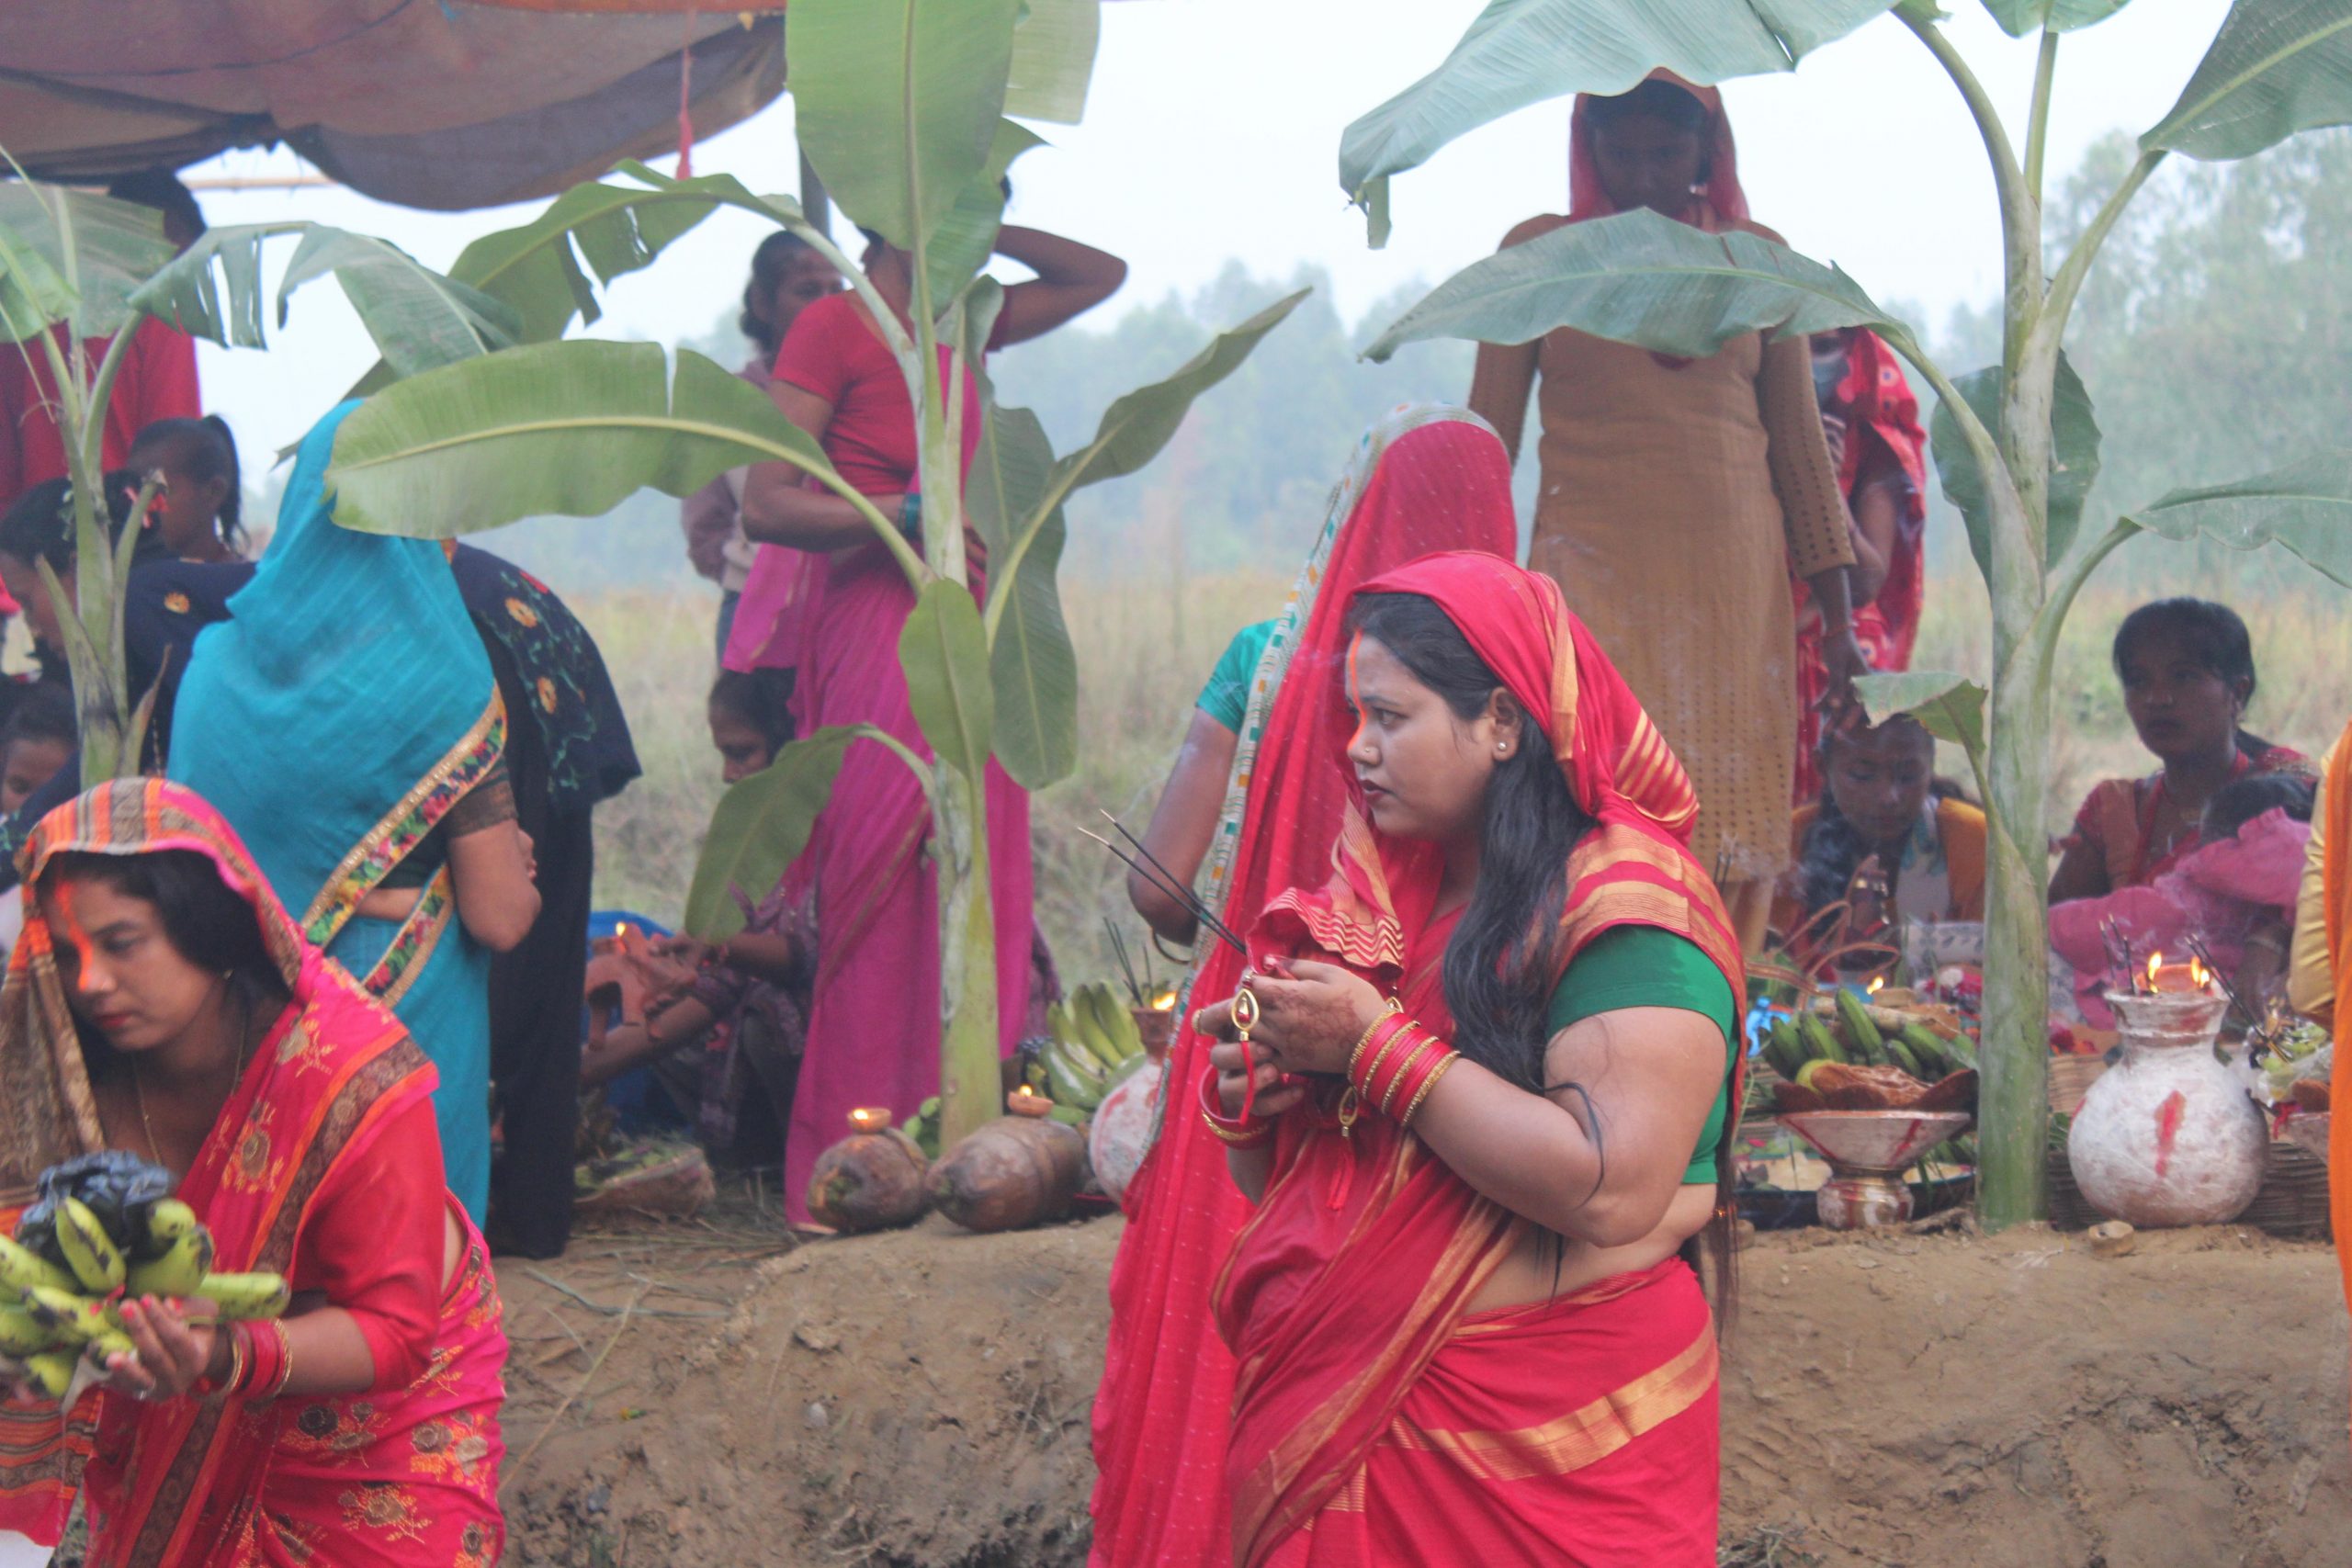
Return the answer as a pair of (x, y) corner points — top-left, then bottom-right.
(731, 225), (1123, 1223)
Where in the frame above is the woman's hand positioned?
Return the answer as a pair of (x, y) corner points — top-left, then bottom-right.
(1238, 959), (1386, 1078)
(1207, 1036), (1307, 1120)
(90, 1296), (222, 1403)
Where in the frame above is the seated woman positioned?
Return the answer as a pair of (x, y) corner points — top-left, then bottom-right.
(0, 681), (73, 818)
(2054, 772), (2314, 1026)
(1775, 716), (1986, 943)
(581, 669), (808, 1171)
(170, 404), (540, 1224)
(1193, 553), (1742, 1565)
(127, 414), (245, 564)
(1126, 618), (1274, 945)
(0, 779), (505, 1564)
(2052, 598), (2306, 903)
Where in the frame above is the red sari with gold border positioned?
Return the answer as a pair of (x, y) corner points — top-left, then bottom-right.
(0, 780), (505, 1566)
(1213, 554), (1744, 1566)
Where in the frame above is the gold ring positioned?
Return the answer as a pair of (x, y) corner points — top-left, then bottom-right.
(1232, 985), (1261, 1034)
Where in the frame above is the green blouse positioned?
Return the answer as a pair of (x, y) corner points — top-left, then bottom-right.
(1544, 925), (1738, 1185)
(1196, 619), (1277, 733)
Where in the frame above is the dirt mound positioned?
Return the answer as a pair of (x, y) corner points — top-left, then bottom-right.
(504, 1216), (2352, 1567)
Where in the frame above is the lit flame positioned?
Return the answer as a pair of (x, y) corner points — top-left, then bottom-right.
(2191, 956), (2209, 988)
(847, 1106), (891, 1134)
(1008, 1084), (1053, 1117)
(2148, 951), (2163, 984)
(1149, 987), (1179, 1012)
(1867, 976), (1883, 996)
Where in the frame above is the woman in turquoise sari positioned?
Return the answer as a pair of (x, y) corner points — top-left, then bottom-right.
(166, 403), (539, 1222)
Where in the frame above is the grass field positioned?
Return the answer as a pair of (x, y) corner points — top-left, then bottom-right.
(573, 566), (2352, 993)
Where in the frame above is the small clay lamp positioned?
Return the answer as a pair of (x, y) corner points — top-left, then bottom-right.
(1008, 1084), (1054, 1119)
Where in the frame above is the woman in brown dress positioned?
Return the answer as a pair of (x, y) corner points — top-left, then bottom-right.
(1470, 73), (1862, 951)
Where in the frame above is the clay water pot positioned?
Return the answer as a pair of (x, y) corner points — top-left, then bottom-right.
(2067, 990), (2264, 1228)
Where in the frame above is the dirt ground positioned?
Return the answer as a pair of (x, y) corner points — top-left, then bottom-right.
(497, 1207), (2352, 1568)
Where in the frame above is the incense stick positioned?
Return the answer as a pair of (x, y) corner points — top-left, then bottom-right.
(1105, 918), (1143, 1006)
(1100, 811), (1253, 953)
(1080, 826), (1246, 954)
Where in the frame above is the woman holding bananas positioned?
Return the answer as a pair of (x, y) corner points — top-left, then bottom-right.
(0, 779), (506, 1565)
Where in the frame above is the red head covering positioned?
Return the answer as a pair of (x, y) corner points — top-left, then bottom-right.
(1090, 411), (1520, 1568)
(1262, 551), (1744, 1005)
(1568, 69), (1748, 230)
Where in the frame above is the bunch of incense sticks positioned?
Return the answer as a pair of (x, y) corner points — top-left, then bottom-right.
(1081, 812), (1247, 955)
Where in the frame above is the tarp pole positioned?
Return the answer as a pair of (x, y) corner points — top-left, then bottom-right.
(799, 149), (831, 238)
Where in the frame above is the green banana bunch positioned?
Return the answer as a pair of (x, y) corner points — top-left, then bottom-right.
(1042, 1038), (1110, 1111)
(126, 1229), (216, 1300)
(1761, 1017), (1804, 1079)
(1898, 1024), (1953, 1079)
(1834, 990), (1884, 1066)
(1797, 1010), (1847, 1066)
(0, 1236), (78, 1297)
(198, 1272), (291, 1321)
(55, 1199), (125, 1294)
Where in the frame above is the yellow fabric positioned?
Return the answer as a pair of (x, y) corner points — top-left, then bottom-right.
(1516, 298), (1851, 887)
(2292, 739), (2335, 1020)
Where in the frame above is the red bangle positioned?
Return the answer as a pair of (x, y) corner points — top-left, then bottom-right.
(1198, 1066), (1273, 1148)
(1349, 1015), (1418, 1100)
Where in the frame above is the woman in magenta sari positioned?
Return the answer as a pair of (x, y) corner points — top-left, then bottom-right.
(731, 224), (1123, 1223)
(0, 779), (504, 1565)
(1193, 554), (1745, 1565)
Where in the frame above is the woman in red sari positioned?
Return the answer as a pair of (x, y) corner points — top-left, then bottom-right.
(1090, 408), (1519, 1567)
(1791, 327), (1929, 803)
(1193, 554), (1744, 1566)
(0, 779), (504, 1566)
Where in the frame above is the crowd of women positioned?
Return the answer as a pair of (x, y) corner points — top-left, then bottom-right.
(0, 70), (2327, 1567)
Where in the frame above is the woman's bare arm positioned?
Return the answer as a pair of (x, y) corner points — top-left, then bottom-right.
(1130, 711), (1239, 944)
(740, 380), (905, 551)
(1464, 217), (1564, 466)
(1846, 475), (1902, 610)
(1405, 1007), (1724, 1246)
(447, 821), (539, 953)
(990, 226), (1127, 345)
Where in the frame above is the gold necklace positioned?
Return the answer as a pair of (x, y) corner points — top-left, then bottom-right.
(133, 992), (252, 1168)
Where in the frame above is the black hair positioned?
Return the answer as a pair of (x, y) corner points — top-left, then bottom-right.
(1351, 591), (1741, 1325)
(2112, 597), (2275, 760)
(2, 682), (75, 754)
(103, 169), (206, 243)
(128, 415), (243, 550)
(1795, 717), (1939, 917)
(1584, 79), (1714, 182)
(0, 468), (148, 574)
(739, 231), (816, 359)
(2202, 770), (2316, 841)
(39, 847), (289, 1078)
(709, 668), (795, 755)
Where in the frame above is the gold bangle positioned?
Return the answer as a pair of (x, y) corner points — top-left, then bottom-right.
(1399, 1050), (1462, 1128)
(1346, 998), (1404, 1077)
(1379, 1032), (1436, 1118)
(1200, 1105), (1273, 1147)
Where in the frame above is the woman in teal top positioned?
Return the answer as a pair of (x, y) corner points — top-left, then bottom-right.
(168, 403), (541, 1223)
(1127, 619), (1277, 944)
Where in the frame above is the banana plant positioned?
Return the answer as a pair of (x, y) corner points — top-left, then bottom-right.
(323, 0), (1301, 1145)
(1348, 0), (2352, 1228)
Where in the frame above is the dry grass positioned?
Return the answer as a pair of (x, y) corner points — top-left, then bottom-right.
(579, 567), (2352, 987)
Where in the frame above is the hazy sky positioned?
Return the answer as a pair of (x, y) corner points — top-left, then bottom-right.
(187, 0), (2236, 469)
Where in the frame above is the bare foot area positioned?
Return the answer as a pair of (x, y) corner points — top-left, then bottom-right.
(498, 1212), (2352, 1567)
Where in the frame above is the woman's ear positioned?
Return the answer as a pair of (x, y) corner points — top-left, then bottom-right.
(1487, 689), (1527, 759)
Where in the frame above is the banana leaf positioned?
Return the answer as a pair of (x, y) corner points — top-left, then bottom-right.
(2143, 0), (2352, 161)
(322, 339), (840, 537)
(924, 120), (1046, 311)
(0, 186), (175, 343)
(1004, 0), (1102, 124)
(1854, 671), (1989, 757)
(901, 579), (995, 787)
(682, 727), (861, 942)
(1362, 209), (1887, 362)
(130, 224), (518, 380)
(787, 0), (1023, 254)
(1975, 0), (2132, 35)
(968, 400), (1076, 789)
(1928, 354), (2102, 581)
(2126, 452), (2352, 587)
(1338, 0), (1897, 239)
